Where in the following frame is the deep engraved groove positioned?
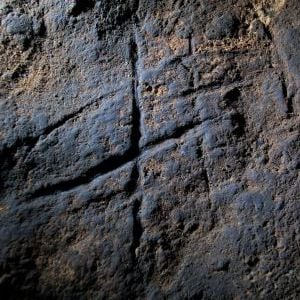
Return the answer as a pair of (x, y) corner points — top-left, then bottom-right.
(130, 38), (141, 156)
(128, 33), (143, 267)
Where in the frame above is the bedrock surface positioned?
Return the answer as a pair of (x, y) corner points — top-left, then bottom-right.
(0, 0), (299, 299)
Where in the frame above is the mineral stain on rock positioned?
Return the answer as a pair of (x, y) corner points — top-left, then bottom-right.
(0, 0), (299, 299)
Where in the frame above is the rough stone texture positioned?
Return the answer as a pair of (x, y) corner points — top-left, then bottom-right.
(0, 0), (299, 299)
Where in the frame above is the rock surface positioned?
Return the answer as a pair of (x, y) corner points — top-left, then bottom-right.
(0, 0), (299, 299)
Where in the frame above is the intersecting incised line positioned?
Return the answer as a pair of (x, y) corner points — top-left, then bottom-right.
(20, 33), (255, 202)
(128, 28), (144, 265)
(21, 80), (254, 202)
(25, 32), (143, 199)
(1, 86), (126, 161)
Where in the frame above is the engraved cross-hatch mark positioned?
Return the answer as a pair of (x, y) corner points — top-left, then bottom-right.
(21, 77), (224, 199)
(21, 84), (252, 201)
(25, 33), (143, 200)
(22, 29), (240, 201)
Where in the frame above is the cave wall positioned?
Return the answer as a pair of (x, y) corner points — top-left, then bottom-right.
(0, 0), (299, 299)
